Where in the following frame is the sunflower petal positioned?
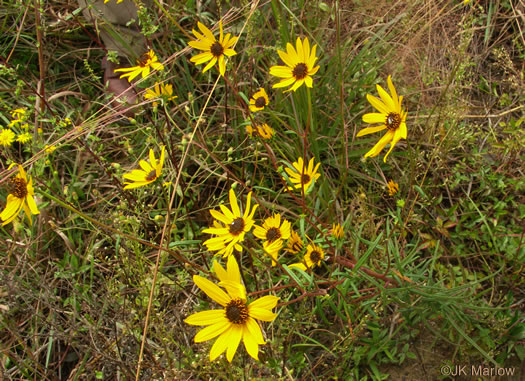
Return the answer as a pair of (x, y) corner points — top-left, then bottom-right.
(242, 323), (260, 360)
(185, 309), (226, 326)
(225, 324), (243, 362)
(364, 130), (395, 158)
(209, 326), (231, 361)
(193, 275), (231, 306)
(356, 125), (387, 137)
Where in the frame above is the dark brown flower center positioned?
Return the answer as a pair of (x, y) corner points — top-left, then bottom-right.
(310, 250), (321, 263)
(145, 169), (157, 181)
(385, 112), (401, 131)
(266, 227), (281, 242)
(292, 241), (304, 252)
(301, 174), (311, 185)
(210, 42), (224, 57)
(225, 298), (249, 324)
(292, 63), (308, 80)
(137, 53), (150, 67)
(11, 177), (27, 199)
(229, 217), (245, 235)
(254, 97), (266, 108)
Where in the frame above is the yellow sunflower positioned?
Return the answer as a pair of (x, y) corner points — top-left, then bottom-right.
(283, 157), (321, 193)
(286, 230), (304, 254)
(245, 123), (274, 140)
(357, 75), (407, 162)
(122, 146), (165, 189)
(254, 214), (291, 266)
(387, 179), (399, 196)
(188, 21), (238, 76)
(249, 88), (269, 112)
(1, 164), (39, 226)
(202, 188), (258, 258)
(144, 82), (177, 107)
(185, 255), (279, 362)
(114, 50), (164, 82)
(290, 243), (325, 271)
(269, 37), (320, 92)
(331, 223), (344, 240)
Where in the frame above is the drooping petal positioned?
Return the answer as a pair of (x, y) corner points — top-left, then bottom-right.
(26, 194), (39, 215)
(272, 77), (297, 89)
(304, 76), (313, 88)
(242, 323), (260, 360)
(123, 181), (151, 189)
(288, 79), (305, 92)
(191, 52), (214, 64)
(363, 130), (395, 158)
(22, 202), (32, 225)
(194, 320), (231, 343)
(1, 195), (23, 225)
(202, 57), (217, 73)
(399, 121), (408, 139)
(209, 326), (231, 361)
(225, 324), (243, 362)
(356, 125), (387, 137)
(309, 65), (320, 76)
(383, 126), (406, 162)
(218, 55), (226, 76)
(245, 317), (265, 344)
(289, 262), (307, 271)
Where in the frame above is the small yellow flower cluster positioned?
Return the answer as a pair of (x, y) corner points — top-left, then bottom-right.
(58, 117), (72, 128)
(1, 108), (32, 147)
